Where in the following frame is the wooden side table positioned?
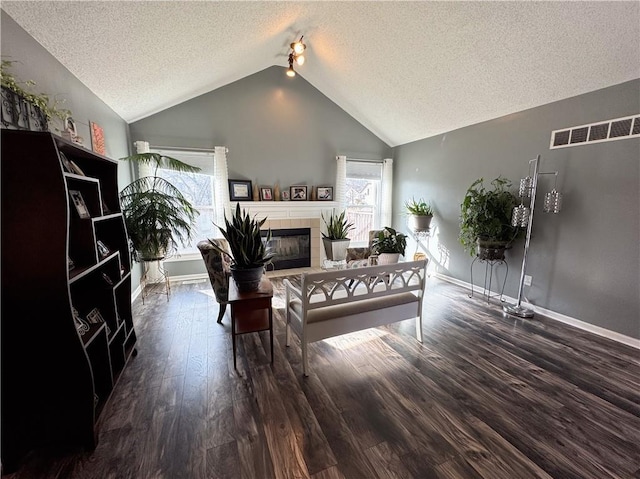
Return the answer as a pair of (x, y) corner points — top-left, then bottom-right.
(228, 276), (274, 369)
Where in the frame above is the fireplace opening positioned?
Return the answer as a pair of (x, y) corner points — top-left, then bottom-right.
(261, 228), (311, 270)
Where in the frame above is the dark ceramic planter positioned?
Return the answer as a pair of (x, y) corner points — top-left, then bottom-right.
(231, 265), (264, 292)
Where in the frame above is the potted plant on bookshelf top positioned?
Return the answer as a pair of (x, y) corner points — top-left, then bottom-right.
(119, 152), (200, 262)
(321, 209), (354, 261)
(371, 227), (408, 264)
(404, 197), (434, 232)
(1, 59), (72, 131)
(209, 203), (275, 291)
(459, 176), (521, 260)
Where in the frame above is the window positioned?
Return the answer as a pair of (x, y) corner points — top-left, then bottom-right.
(148, 149), (217, 257)
(345, 160), (383, 244)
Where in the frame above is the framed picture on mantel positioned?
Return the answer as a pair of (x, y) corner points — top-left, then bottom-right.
(290, 185), (307, 201)
(229, 179), (252, 201)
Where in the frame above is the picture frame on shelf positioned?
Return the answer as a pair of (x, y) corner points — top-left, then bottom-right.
(260, 187), (273, 201)
(96, 240), (110, 258)
(69, 159), (85, 176)
(228, 179), (252, 201)
(86, 307), (105, 324)
(281, 190), (290, 201)
(317, 186), (333, 201)
(290, 185), (308, 201)
(69, 190), (90, 219)
(59, 152), (74, 173)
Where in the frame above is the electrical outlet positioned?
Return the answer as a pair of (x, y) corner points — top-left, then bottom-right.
(524, 275), (532, 286)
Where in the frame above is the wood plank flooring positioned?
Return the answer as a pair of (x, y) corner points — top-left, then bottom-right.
(4, 275), (639, 478)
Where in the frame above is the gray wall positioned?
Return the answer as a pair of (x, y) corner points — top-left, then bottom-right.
(130, 65), (392, 187)
(1, 11), (139, 285)
(393, 79), (640, 339)
(131, 65), (391, 278)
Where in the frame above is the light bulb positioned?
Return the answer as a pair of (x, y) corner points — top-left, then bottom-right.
(286, 66), (296, 77)
(292, 41), (305, 55)
(295, 55), (305, 66)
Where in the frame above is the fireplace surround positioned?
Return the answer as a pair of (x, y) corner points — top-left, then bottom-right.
(233, 200), (338, 268)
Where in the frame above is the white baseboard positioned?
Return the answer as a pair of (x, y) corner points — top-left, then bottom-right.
(434, 273), (640, 350)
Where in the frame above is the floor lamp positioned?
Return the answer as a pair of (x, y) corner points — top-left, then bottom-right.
(503, 155), (562, 318)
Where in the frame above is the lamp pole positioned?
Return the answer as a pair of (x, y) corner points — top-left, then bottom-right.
(503, 155), (540, 318)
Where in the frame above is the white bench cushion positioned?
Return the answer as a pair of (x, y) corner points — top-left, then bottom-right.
(289, 291), (418, 324)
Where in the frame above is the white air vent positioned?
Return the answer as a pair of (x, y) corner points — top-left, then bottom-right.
(550, 114), (640, 149)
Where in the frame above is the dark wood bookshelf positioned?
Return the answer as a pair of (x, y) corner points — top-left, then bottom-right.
(1, 129), (138, 474)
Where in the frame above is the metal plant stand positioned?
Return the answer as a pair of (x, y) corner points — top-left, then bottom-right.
(140, 257), (171, 304)
(469, 256), (508, 304)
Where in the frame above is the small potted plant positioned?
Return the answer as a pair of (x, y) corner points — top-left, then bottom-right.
(459, 176), (521, 260)
(371, 227), (408, 264)
(404, 197), (434, 232)
(321, 210), (354, 261)
(210, 203), (275, 291)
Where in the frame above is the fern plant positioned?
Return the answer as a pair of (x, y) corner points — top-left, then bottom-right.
(119, 152), (200, 262)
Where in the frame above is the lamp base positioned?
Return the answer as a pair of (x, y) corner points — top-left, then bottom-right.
(503, 303), (534, 318)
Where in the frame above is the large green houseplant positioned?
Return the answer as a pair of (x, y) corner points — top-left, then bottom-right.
(210, 203), (275, 291)
(119, 152), (200, 262)
(459, 176), (520, 260)
(321, 209), (354, 261)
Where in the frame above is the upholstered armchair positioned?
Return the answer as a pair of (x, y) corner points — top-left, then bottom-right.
(197, 239), (232, 323)
(345, 230), (382, 267)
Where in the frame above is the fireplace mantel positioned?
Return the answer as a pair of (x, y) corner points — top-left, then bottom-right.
(232, 201), (338, 220)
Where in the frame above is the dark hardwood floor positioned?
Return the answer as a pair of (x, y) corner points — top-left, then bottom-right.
(4, 274), (639, 478)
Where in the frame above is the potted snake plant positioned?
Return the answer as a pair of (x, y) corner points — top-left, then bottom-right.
(210, 203), (275, 291)
(321, 209), (354, 261)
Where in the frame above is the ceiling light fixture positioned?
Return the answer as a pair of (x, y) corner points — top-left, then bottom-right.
(286, 35), (306, 77)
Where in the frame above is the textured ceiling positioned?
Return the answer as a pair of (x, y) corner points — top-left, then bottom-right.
(3, 1), (639, 147)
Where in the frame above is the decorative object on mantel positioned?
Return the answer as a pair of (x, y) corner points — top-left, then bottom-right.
(281, 190), (290, 201)
(317, 186), (333, 201)
(228, 179), (252, 201)
(321, 209), (353, 261)
(1, 59), (71, 132)
(290, 185), (308, 201)
(310, 186), (316, 201)
(286, 35), (306, 78)
(119, 147), (200, 262)
(253, 182), (260, 202)
(503, 155), (562, 319)
(260, 186), (273, 201)
(210, 203), (275, 292)
(371, 227), (408, 264)
(405, 197), (433, 232)
(274, 182), (280, 201)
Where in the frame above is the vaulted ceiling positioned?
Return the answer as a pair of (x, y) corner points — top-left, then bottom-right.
(3, 1), (639, 147)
